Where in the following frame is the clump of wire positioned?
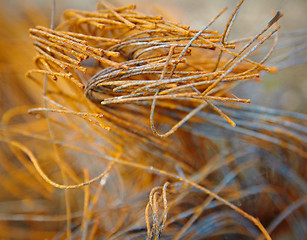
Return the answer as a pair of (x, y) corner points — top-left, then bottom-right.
(24, 1), (297, 240)
(27, 1), (282, 138)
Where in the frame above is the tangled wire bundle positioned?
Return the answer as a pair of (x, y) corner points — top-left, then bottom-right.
(27, 1), (283, 137)
(0, 0), (306, 239)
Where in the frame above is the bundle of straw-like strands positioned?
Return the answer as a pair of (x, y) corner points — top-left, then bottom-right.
(27, 2), (281, 137)
(0, 0), (307, 239)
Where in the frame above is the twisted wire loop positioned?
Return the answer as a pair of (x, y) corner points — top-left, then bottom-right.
(27, 2), (281, 138)
(145, 182), (169, 240)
